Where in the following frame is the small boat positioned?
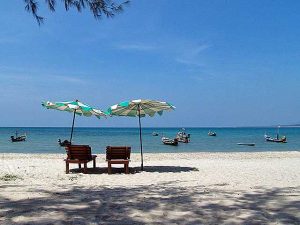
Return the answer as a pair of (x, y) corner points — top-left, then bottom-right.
(264, 126), (287, 143)
(11, 131), (26, 142)
(264, 134), (287, 143)
(208, 131), (216, 136)
(162, 137), (178, 146)
(237, 143), (255, 146)
(58, 139), (71, 147)
(176, 128), (190, 143)
(152, 132), (159, 136)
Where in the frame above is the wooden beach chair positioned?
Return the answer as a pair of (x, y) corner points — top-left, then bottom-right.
(106, 146), (131, 174)
(64, 145), (97, 174)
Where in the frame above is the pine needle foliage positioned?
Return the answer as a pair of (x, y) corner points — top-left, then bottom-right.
(24, 0), (129, 25)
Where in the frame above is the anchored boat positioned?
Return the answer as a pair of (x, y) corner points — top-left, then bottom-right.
(264, 134), (287, 143)
(162, 137), (178, 146)
(11, 131), (26, 142)
(58, 139), (71, 147)
(264, 126), (287, 143)
(152, 132), (159, 136)
(176, 128), (190, 143)
(208, 131), (216, 136)
(237, 143), (255, 146)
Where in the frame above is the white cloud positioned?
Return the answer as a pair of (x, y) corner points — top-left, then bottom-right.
(0, 69), (87, 85)
(51, 75), (87, 84)
(0, 37), (18, 44)
(189, 44), (211, 55)
(115, 43), (157, 51)
(175, 44), (211, 67)
(114, 40), (211, 69)
(175, 58), (204, 67)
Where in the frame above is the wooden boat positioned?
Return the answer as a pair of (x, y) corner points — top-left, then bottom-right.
(11, 132), (26, 142)
(58, 139), (71, 147)
(237, 143), (255, 146)
(264, 134), (287, 143)
(264, 126), (287, 143)
(208, 131), (216, 136)
(162, 137), (178, 146)
(176, 129), (190, 143)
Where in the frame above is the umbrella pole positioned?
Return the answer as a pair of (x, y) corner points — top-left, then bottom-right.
(138, 106), (144, 170)
(70, 110), (76, 143)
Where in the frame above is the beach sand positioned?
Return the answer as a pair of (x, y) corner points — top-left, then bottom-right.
(0, 152), (299, 224)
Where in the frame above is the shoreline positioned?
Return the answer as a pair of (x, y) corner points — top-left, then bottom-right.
(1, 151), (299, 224)
(1, 150), (299, 157)
(0, 149), (299, 154)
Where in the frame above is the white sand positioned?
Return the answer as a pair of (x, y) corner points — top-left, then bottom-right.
(0, 152), (299, 224)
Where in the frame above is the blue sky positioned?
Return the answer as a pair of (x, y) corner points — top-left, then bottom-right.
(1, 0), (300, 127)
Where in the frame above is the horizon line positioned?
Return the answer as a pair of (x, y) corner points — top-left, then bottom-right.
(1, 125), (300, 128)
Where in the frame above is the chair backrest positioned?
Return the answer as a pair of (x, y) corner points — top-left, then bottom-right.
(65, 145), (92, 160)
(106, 146), (131, 160)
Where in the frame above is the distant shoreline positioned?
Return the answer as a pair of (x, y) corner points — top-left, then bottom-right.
(1, 126), (300, 128)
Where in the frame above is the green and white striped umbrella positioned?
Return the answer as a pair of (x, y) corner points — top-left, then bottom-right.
(42, 100), (106, 142)
(42, 100), (106, 118)
(107, 99), (175, 170)
(107, 99), (175, 117)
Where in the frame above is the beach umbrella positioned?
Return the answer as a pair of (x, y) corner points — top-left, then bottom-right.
(42, 100), (106, 142)
(107, 99), (175, 170)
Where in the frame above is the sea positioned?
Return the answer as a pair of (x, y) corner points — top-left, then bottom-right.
(0, 127), (299, 154)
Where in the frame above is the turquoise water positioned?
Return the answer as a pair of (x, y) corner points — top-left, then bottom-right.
(0, 127), (299, 153)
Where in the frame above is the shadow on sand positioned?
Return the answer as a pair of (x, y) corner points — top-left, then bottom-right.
(69, 165), (199, 174)
(0, 183), (299, 224)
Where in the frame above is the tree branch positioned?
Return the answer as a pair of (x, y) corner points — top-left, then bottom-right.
(24, 0), (129, 25)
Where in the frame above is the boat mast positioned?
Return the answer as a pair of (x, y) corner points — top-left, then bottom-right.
(277, 125), (280, 139)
